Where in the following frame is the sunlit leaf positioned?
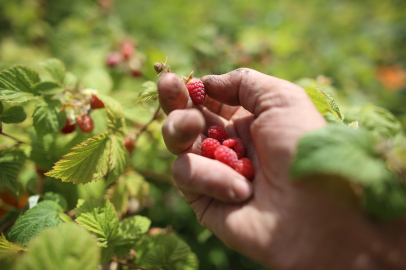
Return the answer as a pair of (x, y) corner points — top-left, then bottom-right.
(15, 223), (99, 270)
(31, 81), (62, 95)
(0, 65), (41, 102)
(32, 98), (66, 137)
(40, 58), (66, 86)
(136, 91), (159, 104)
(304, 86), (342, 121)
(8, 201), (65, 246)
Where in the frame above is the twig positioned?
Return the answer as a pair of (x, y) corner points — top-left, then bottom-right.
(111, 259), (151, 270)
(1, 131), (26, 145)
(134, 105), (161, 142)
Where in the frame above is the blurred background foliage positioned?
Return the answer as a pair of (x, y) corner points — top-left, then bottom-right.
(0, 0), (405, 269)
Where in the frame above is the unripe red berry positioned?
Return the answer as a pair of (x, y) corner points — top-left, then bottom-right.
(131, 70), (143, 77)
(106, 52), (122, 67)
(124, 137), (135, 154)
(91, 95), (105, 109)
(121, 42), (134, 60)
(61, 118), (76, 134)
(77, 115), (94, 133)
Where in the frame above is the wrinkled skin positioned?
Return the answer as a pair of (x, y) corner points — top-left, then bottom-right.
(158, 68), (406, 270)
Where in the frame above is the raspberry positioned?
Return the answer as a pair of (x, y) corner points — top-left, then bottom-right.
(186, 80), (206, 105)
(124, 137), (135, 154)
(61, 118), (76, 134)
(234, 158), (254, 180)
(121, 42), (134, 59)
(208, 126), (229, 143)
(223, 138), (245, 159)
(105, 52), (122, 67)
(77, 115), (94, 133)
(214, 146), (238, 168)
(91, 95), (105, 109)
(201, 138), (221, 159)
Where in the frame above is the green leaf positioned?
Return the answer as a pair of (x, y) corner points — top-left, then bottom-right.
(304, 86), (342, 121)
(0, 148), (26, 194)
(75, 198), (119, 264)
(42, 192), (68, 211)
(45, 132), (111, 184)
(32, 98), (66, 137)
(136, 91), (159, 104)
(105, 171), (148, 216)
(363, 177), (406, 220)
(0, 65), (41, 102)
(146, 234), (191, 269)
(77, 179), (105, 200)
(98, 94), (126, 136)
(40, 58), (66, 86)
(29, 133), (58, 170)
(344, 104), (402, 139)
(0, 106), (27, 124)
(290, 124), (390, 186)
(0, 234), (26, 252)
(82, 69), (112, 94)
(15, 223), (100, 270)
(58, 213), (73, 223)
(8, 201), (64, 246)
(105, 135), (130, 186)
(0, 100), (3, 114)
(31, 81), (62, 95)
(113, 216), (151, 256)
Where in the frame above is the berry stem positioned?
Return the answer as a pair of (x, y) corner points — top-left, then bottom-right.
(1, 131), (27, 145)
(134, 105), (161, 143)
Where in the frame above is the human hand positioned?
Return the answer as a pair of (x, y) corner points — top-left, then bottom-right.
(158, 68), (406, 270)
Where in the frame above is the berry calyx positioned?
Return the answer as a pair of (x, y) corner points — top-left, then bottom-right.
(77, 115), (94, 133)
(124, 137), (135, 154)
(201, 138), (221, 159)
(61, 118), (76, 134)
(183, 71), (206, 105)
(208, 126), (229, 143)
(91, 95), (105, 109)
(106, 52), (122, 67)
(234, 158), (254, 180)
(223, 138), (245, 159)
(214, 146), (238, 168)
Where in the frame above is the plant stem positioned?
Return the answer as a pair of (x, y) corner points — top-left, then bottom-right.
(134, 105), (161, 143)
(111, 259), (151, 270)
(1, 131), (26, 145)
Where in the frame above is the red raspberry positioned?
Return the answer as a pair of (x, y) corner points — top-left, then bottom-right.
(124, 137), (135, 154)
(91, 95), (105, 109)
(214, 146), (238, 168)
(208, 126), (229, 143)
(234, 158), (254, 180)
(105, 52), (122, 67)
(201, 138), (221, 159)
(186, 80), (206, 105)
(61, 118), (76, 134)
(77, 115), (94, 133)
(223, 138), (245, 159)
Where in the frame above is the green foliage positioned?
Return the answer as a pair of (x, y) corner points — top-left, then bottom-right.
(42, 192), (68, 211)
(8, 201), (66, 246)
(32, 98), (66, 137)
(290, 124), (390, 185)
(304, 86), (342, 121)
(0, 66), (40, 103)
(0, 234), (26, 269)
(0, 100), (3, 114)
(75, 198), (152, 264)
(0, 106), (27, 124)
(136, 81), (158, 104)
(0, 148), (26, 193)
(344, 104), (402, 139)
(31, 81), (63, 95)
(14, 223), (100, 270)
(40, 58), (66, 86)
(45, 132), (111, 184)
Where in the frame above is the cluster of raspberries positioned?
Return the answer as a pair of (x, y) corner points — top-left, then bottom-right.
(201, 126), (254, 180)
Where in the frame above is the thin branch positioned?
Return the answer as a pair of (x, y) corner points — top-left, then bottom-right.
(134, 105), (161, 142)
(1, 131), (26, 145)
(111, 259), (151, 270)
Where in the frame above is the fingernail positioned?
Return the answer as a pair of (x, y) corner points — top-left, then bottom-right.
(232, 179), (252, 201)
